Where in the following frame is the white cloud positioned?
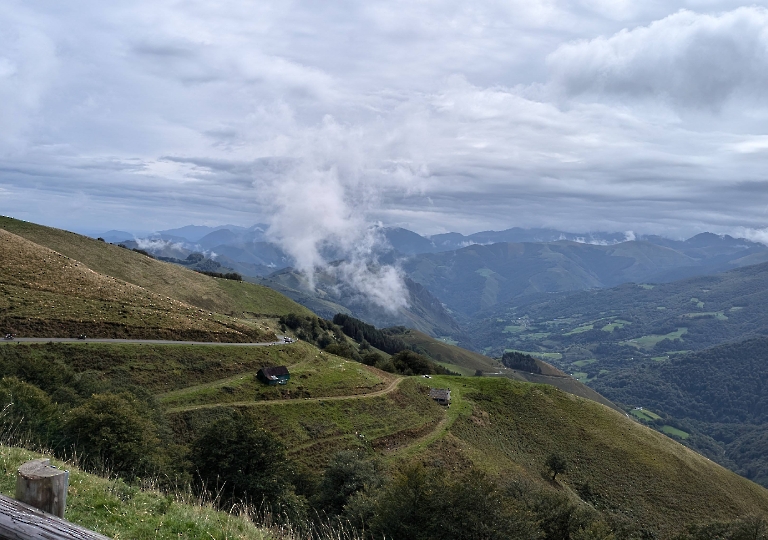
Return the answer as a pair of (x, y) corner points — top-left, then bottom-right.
(733, 227), (768, 246)
(547, 7), (768, 109)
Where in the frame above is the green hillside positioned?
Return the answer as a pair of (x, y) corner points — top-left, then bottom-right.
(4, 339), (768, 536)
(593, 337), (768, 487)
(2, 218), (768, 538)
(0, 229), (273, 341)
(0, 216), (311, 319)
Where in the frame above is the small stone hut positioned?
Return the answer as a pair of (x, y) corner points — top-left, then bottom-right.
(257, 366), (290, 386)
(429, 388), (451, 405)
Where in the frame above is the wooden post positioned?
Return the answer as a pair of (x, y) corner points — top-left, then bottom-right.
(15, 459), (69, 518)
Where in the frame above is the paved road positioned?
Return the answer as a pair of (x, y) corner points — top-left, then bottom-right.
(1, 337), (294, 347)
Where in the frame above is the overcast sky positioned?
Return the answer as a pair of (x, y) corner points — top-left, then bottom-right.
(2, 0), (768, 242)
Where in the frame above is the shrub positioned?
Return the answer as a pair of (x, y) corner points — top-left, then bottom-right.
(63, 392), (162, 477)
(190, 413), (296, 510)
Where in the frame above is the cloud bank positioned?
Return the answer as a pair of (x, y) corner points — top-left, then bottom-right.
(548, 7), (768, 109)
(1, 1), (768, 253)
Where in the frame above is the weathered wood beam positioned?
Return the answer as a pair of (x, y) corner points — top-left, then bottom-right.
(0, 492), (110, 539)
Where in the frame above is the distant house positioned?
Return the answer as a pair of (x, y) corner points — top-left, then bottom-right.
(429, 388), (451, 405)
(257, 366), (290, 386)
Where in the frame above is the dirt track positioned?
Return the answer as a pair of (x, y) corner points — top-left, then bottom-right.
(166, 376), (405, 414)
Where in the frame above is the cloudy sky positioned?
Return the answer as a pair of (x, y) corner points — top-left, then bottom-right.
(2, 0), (768, 243)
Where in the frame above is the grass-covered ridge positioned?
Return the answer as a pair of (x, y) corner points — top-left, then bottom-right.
(0, 229), (276, 341)
(0, 229), (277, 342)
(0, 216), (312, 319)
(441, 376), (768, 532)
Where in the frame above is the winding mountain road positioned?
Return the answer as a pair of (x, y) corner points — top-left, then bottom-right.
(1, 337), (293, 346)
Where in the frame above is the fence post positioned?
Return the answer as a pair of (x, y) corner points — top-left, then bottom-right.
(15, 458), (69, 518)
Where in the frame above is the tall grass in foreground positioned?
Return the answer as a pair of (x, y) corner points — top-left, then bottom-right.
(0, 436), (365, 540)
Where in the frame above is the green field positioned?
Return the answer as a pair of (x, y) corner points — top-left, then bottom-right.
(661, 425), (690, 440)
(631, 408), (662, 422)
(504, 349), (562, 360)
(572, 371), (589, 382)
(624, 328), (688, 349)
(601, 319), (631, 332)
(564, 324), (594, 335)
(503, 325), (526, 333)
(683, 311), (728, 320)
(572, 358), (597, 368)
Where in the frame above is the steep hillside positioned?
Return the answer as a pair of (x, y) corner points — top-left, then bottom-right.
(0, 229), (272, 341)
(442, 377), (768, 533)
(166, 370), (768, 536)
(593, 337), (768, 487)
(3, 337), (768, 536)
(259, 268), (463, 338)
(0, 217), (311, 318)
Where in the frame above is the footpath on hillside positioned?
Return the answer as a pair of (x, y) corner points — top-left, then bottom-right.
(166, 376), (405, 413)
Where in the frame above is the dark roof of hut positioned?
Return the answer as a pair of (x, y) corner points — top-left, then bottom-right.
(260, 366), (290, 378)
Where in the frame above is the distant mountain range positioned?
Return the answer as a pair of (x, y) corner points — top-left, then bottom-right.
(98, 224), (768, 337)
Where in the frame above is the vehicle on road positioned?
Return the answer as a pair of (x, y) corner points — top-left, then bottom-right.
(3, 334), (14, 340)
(77, 334), (87, 340)
(283, 337), (293, 343)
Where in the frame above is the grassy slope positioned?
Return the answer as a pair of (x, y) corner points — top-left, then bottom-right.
(0, 229), (274, 341)
(0, 446), (270, 539)
(159, 344), (398, 409)
(3, 340), (767, 534)
(398, 328), (621, 411)
(165, 364), (768, 534)
(428, 376), (768, 534)
(168, 378), (445, 468)
(0, 217), (311, 318)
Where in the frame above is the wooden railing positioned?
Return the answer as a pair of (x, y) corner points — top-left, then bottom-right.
(0, 492), (110, 539)
(0, 459), (110, 539)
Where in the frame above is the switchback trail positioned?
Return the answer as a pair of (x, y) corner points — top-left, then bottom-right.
(166, 376), (405, 414)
